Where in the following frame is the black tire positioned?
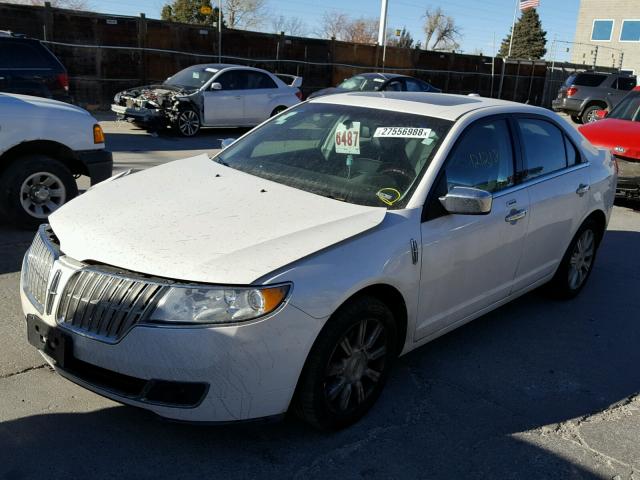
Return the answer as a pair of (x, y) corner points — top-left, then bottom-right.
(547, 219), (601, 299)
(270, 106), (287, 117)
(581, 105), (604, 124)
(570, 115), (583, 124)
(175, 108), (201, 137)
(0, 154), (78, 229)
(294, 295), (398, 430)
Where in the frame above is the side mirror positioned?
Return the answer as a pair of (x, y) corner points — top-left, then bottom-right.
(220, 138), (235, 149)
(595, 109), (607, 120)
(439, 186), (493, 215)
(211, 82), (222, 91)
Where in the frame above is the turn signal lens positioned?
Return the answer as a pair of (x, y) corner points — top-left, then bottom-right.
(93, 124), (105, 144)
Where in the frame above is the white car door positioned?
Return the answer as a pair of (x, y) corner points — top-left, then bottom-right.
(242, 71), (281, 124)
(203, 70), (246, 126)
(416, 117), (530, 340)
(510, 116), (591, 292)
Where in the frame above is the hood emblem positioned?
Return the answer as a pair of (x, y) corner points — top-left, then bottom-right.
(614, 146), (626, 154)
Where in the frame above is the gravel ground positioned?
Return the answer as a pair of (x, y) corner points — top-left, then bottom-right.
(1, 118), (639, 480)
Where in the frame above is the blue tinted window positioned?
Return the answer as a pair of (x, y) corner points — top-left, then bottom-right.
(620, 20), (640, 41)
(591, 20), (614, 41)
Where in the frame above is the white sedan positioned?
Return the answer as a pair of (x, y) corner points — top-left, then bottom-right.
(111, 64), (302, 136)
(21, 93), (616, 430)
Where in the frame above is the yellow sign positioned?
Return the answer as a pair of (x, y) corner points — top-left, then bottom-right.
(200, 5), (213, 15)
(395, 29), (402, 37)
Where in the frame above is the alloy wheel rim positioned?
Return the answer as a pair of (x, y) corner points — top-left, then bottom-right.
(19, 172), (66, 219)
(586, 110), (598, 123)
(178, 111), (199, 136)
(324, 318), (387, 414)
(568, 229), (595, 290)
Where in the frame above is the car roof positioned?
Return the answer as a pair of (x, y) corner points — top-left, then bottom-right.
(354, 72), (405, 80)
(187, 63), (268, 73)
(309, 92), (540, 121)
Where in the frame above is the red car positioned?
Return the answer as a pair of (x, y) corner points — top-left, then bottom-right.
(579, 86), (640, 198)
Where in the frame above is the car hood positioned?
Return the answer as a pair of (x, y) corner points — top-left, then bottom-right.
(49, 154), (387, 284)
(580, 119), (640, 160)
(0, 93), (90, 117)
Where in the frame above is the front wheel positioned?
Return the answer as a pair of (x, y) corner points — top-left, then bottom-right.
(294, 296), (397, 430)
(0, 154), (78, 229)
(175, 108), (201, 137)
(547, 219), (600, 298)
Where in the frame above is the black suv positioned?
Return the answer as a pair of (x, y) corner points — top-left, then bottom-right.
(552, 71), (637, 124)
(0, 32), (71, 102)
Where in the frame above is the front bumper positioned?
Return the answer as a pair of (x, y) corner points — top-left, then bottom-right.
(20, 248), (325, 423)
(76, 149), (113, 185)
(616, 157), (640, 198)
(111, 104), (164, 126)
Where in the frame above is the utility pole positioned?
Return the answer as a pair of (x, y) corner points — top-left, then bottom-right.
(377, 0), (388, 69)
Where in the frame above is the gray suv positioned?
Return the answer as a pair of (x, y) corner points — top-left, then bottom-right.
(552, 71), (637, 124)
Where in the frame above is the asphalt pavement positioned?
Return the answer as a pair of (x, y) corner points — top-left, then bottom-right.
(1, 118), (640, 480)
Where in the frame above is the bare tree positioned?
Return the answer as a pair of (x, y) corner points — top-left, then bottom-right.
(423, 7), (461, 52)
(271, 15), (307, 37)
(0, 0), (90, 8)
(317, 11), (350, 40)
(223, 0), (267, 30)
(342, 17), (378, 44)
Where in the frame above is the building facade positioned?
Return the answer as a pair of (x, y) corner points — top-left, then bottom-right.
(572, 0), (640, 73)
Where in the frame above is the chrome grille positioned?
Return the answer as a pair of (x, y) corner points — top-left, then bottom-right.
(23, 225), (59, 313)
(56, 269), (165, 343)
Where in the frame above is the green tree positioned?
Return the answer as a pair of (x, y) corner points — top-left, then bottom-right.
(498, 8), (547, 59)
(389, 27), (414, 49)
(161, 0), (226, 27)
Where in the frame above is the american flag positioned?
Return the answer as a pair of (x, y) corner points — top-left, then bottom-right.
(520, 0), (540, 10)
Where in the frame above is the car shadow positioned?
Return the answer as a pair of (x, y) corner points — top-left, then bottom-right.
(104, 127), (251, 153)
(1, 229), (639, 478)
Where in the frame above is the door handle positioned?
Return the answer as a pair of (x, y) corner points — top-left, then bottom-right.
(505, 209), (527, 224)
(576, 183), (590, 195)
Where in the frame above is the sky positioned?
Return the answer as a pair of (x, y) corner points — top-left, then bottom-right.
(89, 0), (581, 61)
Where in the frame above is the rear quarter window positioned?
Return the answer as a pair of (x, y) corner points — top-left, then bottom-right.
(572, 73), (607, 87)
(0, 40), (58, 69)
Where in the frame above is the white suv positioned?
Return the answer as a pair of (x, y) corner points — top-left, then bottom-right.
(0, 93), (112, 227)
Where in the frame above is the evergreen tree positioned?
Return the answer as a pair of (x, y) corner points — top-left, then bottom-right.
(389, 27), (414, 49)
(161, 0), (226, 27)
(498, 8), (547, 59)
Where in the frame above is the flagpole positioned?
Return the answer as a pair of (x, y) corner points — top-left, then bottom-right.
(507, 0), (519, 58)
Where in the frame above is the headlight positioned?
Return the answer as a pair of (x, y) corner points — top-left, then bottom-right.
(114, 92), (121, 103)
(148, 284), (291, 325)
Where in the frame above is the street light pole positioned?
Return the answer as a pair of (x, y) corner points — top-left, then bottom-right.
(507, 0), (518, 58)
(377, 0), (388, 69)
(218, 0), (222, 63)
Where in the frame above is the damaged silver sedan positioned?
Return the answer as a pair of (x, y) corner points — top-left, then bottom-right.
(111, 64), (302, 136)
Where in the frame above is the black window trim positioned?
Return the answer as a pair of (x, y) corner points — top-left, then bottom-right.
(422, 113), (520, 222)
(511, 113), (585, 185)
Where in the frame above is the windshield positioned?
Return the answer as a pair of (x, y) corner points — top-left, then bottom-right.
(607, 91), (640, 121)
(164, 66), (216, 89)
(337, 75), (385, 92)
(216, 103), (452, 209)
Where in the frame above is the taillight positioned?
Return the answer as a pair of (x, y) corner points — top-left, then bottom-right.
(56, 73), (69, 92)
(295, 90), (302, 100)
(566, 86), (578, 97)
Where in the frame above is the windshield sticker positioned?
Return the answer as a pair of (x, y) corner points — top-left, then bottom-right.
(374, 127), (432, 138)
(376, 188), (402, 206)
(373, 78), (385, 82)
(192, 71), (200, 79)
(205, 68), (219, 73)
(335, 121), (361, 154)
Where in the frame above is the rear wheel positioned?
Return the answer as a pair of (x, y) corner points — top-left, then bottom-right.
(581, 105), (603, 124)
(175, 108), (201, 137)
(547, 219), (600, 298)
(270, 106), (287, 117)
(0, 154), (77, 229)
(294, 296), (397, 430)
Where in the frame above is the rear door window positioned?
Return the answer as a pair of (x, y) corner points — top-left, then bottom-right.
(616, 77), (637, 91)
(517, 119), (567, 180)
